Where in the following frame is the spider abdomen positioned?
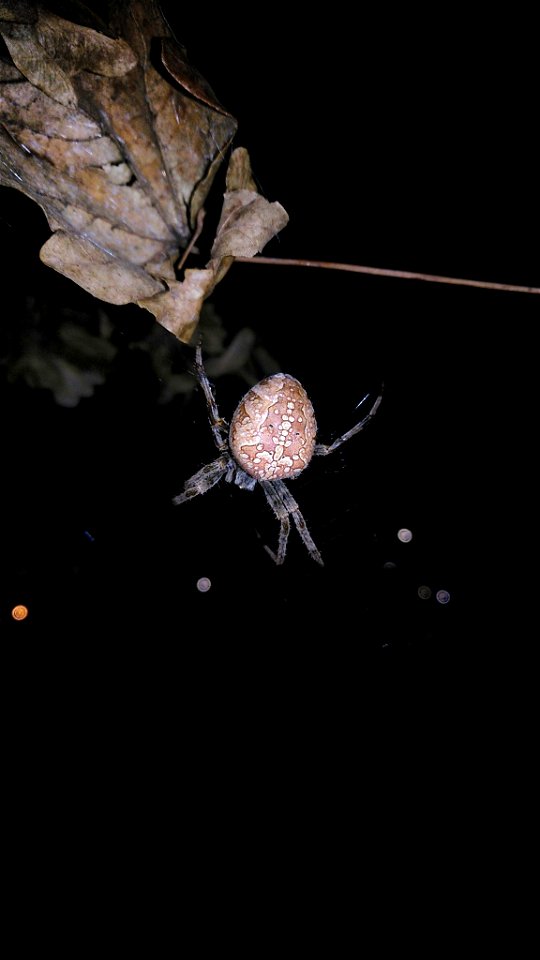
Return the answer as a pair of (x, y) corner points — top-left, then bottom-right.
(229, 374), (317, 481)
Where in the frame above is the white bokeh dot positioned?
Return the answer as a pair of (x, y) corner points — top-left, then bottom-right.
(196, 577), (212, 593)
(436, 589), (450, 604)
(397, 528), (413, 543)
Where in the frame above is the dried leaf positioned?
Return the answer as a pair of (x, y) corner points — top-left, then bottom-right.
(0, 2), (288, 342)
(138, 148), (289, 339)
(0, 1), (37, 22)
(1, 20), (78, 106)
(40, 231), (164, 303)
(159, 37), (234, 117)
(0, 2), (279, 342)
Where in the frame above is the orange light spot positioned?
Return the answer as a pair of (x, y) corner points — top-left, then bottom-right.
(11, 605), (28, 621)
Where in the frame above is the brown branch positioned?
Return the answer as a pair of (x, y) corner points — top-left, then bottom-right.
(234, 256), (540, 295)
(176, 208), (206, 272)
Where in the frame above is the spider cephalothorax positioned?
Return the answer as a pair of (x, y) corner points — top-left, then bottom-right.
(173, 345), (382, 565)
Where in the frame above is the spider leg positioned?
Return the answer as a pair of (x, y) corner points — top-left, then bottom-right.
(194, 342), (229, 453)
(273, 479), (324, 566)
(314, 388), (383, 457)
(173, 454), (229, 504)
(261, 480), (324, 566)
(233, 469), (257, 492)
(260, 481), (291, 565)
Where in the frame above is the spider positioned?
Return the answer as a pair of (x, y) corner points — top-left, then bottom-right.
(173, 345), (383, 566)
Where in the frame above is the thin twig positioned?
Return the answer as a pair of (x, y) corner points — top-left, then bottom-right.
(234, 256), (540, 295)
(177, 208), (206, 272)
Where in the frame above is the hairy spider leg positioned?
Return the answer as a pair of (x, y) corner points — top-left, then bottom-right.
(314, 388), (383, 457)
(274, 480), (324, 566)
(194, 342), (229, 452)
(259, 480), (290, 564)
(177, 347), (382, 565)
(172, 454), (229, 504)
(232, 469), (257, 491)
(261, 479), (324, 566)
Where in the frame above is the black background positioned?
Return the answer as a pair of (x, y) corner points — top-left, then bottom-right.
(1, 5), (534, 675)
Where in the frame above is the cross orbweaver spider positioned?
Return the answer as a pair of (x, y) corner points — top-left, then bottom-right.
(173, 344), (383, 566)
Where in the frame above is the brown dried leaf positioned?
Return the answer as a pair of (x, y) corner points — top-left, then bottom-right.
(36, 9), (137, 78)
(159, 37), (234, 117)
(1, 20), (77, 106)
(141, 269), (215, 342)
(0, 2), (287, 342)
(0, 1), (37, 23)
(138, 148), (289, 339)
(40, 231), (164, 304)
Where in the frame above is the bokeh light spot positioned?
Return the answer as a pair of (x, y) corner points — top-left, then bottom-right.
(196, 577), (212, 593)
(397, 528), (413, 543)
(436, 589), (450, 604)
(417, 585), (432, 600)
(12, 605), (28, 621)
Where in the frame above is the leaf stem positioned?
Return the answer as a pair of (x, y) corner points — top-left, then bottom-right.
(234, 256), (540, 295)
(177, 208), (206, 273)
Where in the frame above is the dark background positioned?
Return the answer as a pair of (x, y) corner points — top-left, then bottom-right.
(1, 5), (534, 672)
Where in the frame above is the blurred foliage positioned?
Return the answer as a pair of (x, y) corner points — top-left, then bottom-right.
(1, 295), (281, 407)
